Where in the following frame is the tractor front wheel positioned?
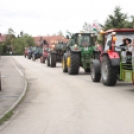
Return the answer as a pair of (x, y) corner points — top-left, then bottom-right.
(90, 60), (101, 82)
(49, 53), (56, 67)
(67, 52), (80, 75)
(62, 54), (68, 72)
(28, 53), (31, 59)
(101, 56), (117, 86)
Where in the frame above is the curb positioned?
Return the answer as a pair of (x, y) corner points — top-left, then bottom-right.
(0, 57), (28, 122)
(0, 78), (27, 120)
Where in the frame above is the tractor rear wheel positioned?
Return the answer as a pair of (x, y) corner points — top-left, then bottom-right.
(49, 53), (56, 67)
(62, 54), (68, 72)
(101, 56), (117, 86)
(90, 60), (101, 82)
(67, 52), (80, 75)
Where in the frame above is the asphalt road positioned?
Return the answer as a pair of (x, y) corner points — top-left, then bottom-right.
(1, 56), (134, 134)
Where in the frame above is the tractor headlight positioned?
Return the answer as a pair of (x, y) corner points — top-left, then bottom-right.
(74, 44), (78, 50)
(51, 45), (55, 50)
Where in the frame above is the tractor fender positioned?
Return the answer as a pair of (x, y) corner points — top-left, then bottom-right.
(101, 52), (120, 67)
(91, 59), (101, 74)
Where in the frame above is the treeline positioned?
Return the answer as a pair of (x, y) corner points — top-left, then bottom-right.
(0, 28), (35, 55)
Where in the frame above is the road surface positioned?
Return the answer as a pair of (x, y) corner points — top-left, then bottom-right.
(0, 56), (134, 134)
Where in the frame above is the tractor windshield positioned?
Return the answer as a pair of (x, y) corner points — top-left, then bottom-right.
(77, 34), (91, 46)
(115, 32), (134, 51)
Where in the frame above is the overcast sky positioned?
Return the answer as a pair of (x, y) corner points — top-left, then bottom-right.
(0, 0), (133, 36)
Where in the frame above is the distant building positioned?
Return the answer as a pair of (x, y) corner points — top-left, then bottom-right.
(0, 34), (6, 44)
(33, 35), (68, 47)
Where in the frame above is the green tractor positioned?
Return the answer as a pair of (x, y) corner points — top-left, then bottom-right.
(62, 32), (100, 74)
(47, 41), (67, 67)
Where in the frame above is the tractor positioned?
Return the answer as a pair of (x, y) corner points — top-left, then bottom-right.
(32, 46), (43, 61)
(90, 28), (134, 86)
(47, 41), (67, 67)
(24, 46), (36, 59)
(40, 45), (50, 64)
(62, 32), (100, 74)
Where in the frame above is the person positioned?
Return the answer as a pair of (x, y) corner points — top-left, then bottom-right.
(120, 37), (127, 46)
(119, 37), (127, 51)
(126, 38), (134, 70)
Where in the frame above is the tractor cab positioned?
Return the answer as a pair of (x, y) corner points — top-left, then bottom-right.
(103, 30), (134, 52)
(67, 33), (96, 48)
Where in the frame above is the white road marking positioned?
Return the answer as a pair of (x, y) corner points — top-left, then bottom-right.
(11, 58), (24, 76)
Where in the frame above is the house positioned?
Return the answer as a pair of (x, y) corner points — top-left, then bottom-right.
(0, 34), (6, 44)
(33, 35), (68, 47)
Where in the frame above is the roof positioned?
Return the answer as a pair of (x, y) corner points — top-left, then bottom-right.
(33, 35), (68, 46)
(0, 34), (6, 43)
(105, 28), (134, 34)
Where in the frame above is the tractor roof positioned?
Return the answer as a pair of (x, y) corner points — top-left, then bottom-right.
(105, 28), (134, 34)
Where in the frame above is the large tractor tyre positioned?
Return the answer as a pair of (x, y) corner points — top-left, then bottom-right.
(101, 56), (118, 86)
(32, 54), (36, 61)
(28, 53), (32, 59)
(67, 52), (80, 75)
(84, 68), (90, 73)
(47, 54), (50, 66)
(90, 60), (101, 82)
(50, 53), (56, 67)
(62, 54), (68, 72)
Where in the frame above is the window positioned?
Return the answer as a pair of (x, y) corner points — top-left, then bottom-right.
(104, 37), (112, 51)
(77, 35), (90, 46)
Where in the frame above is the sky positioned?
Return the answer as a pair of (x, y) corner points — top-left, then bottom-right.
(0, 0), (134, 36)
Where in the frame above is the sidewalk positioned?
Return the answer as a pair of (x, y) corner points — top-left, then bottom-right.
(0, 56), (26, 121)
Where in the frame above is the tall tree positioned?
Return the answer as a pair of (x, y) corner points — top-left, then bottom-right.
(103, 6), (132, 30)
(57, 31), (63, 36)
(4, 28), (16, 52)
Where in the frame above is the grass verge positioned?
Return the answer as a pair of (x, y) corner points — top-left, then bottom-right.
(0, 110), (14, 125)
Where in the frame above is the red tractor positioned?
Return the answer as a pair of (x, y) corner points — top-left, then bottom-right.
(40, 45), (50, 63)
(90, 28), (134, 86)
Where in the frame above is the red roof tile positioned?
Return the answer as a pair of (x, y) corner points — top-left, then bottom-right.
(33, 36), (68, 46)
(0, 34), (6, 43)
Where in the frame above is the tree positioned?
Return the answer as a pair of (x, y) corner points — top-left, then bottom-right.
(57, 31), (63, 36)
(103, 6), (132, 30)
(12, 33), (35, 53)
(3, 28), (16, 53)
(130, 15), (134, 28)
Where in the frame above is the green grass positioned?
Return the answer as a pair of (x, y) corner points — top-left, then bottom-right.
(0, 79), (28, 125)
(0, 110), (14, 125)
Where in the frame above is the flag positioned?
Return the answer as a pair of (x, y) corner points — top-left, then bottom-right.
(93, 20), (102, 32)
